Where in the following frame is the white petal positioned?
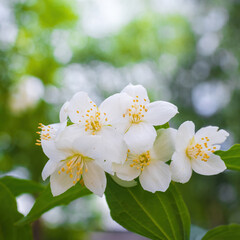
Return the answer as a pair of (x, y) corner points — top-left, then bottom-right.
(54, 121), (67, 136)
(59, 101), (69, 122)
(170, 151), (192, 183)
(124, 122), (157, 154)
(50, 170), (75, 196)
(195, 126), (229, 145)
(112, 162), (141, 181)
(139, 161), (171, 193)
(152, 128), (177, 162)
(68, 91), (94, 123)
(121, 84), (150, 103)
(175, 121), (195, 152)
(71, 134), (102, 160)
(144, 101), (178, 126)
(96, 160), (113, 175)
(213, 145), (221, 151)
(99, 93), (132, 133)
(98, 127), (127, 164)
(42, 159), (60, 181)
(41, 122), (67, 158)
(83, 161), (106, 197)
(56, 124), (85, 152)
(41, 140), (67, 161)
(191, 154), (226, 176)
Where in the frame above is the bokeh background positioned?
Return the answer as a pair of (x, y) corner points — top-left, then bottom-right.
(0, 0), (240, 239)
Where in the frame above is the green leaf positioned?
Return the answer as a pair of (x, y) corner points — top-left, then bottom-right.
(0, 183), (32, 240)
(202, 224), (240, 240)
(16, 183), (91, 226)
(105, 175), (190, 240)
(215, 144), (240, 171)
(0, 176), (45, 197)
(190, 225), (207, 240)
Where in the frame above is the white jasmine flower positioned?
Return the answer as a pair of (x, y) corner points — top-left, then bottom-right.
(170, 121), (229, 183)
(120, 84), (178, 153)
(41, 125), (106, 197)
(113, 128), (176, 193)
(59, 91), (130, 171)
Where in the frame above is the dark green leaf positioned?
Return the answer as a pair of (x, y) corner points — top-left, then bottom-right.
(16, 183), (91, 226)
(215, 144), (240, 171)
(105, 175), (190, 240)
(0, 183), (32, 240)
(0, 176), (45, 196)
(202, 224), (240, 240)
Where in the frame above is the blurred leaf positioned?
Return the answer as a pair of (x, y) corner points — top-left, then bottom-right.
(202, 224), (240, 240)
(0, 176), (45, 196)
(215, 144), (240, 171)
(105, 175), (190, 240)
(190, 225), (207, 240)
(0, 183), (32, 240)
(16, 183), (91, 226)
(74, 14), (195, 67)
(27, 0), (78, 28)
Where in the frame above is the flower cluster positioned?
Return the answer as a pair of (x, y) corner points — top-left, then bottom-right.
(37, 84), (229, 197)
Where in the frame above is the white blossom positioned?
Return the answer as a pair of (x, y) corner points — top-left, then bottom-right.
(59, 91), (130, 172)
(113, 128), (176, 193)
(41, 125), (107, 197)
(170, 121), (229, 183)
(120, 84), (178, 153)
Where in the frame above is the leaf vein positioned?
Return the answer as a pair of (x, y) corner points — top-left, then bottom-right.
(127, 188), (171, 240)
(108, 191), (163, 240)
(156, 194), (177, 240)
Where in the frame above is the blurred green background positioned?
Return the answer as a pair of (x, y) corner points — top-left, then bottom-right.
(0, 0), (240, 239)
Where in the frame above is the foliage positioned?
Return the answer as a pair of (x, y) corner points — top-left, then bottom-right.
(202, 224), (240, 240)
(215, 144), (240, 171)
(0, 176), (45, 196)
(105, 175), (190, 240)
(17, 184), (91, 226)
(0, 183), (32, 240)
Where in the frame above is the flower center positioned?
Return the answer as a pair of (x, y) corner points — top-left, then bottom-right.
(186, 136), (217, 162)
(130, 151), (151, 171)
(123, 96), (148, 124)
(75, 103), (108, 135)
(85, 111), (103, 135)
(58, 154), (92, 184)
(36, 123), (55, 145)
